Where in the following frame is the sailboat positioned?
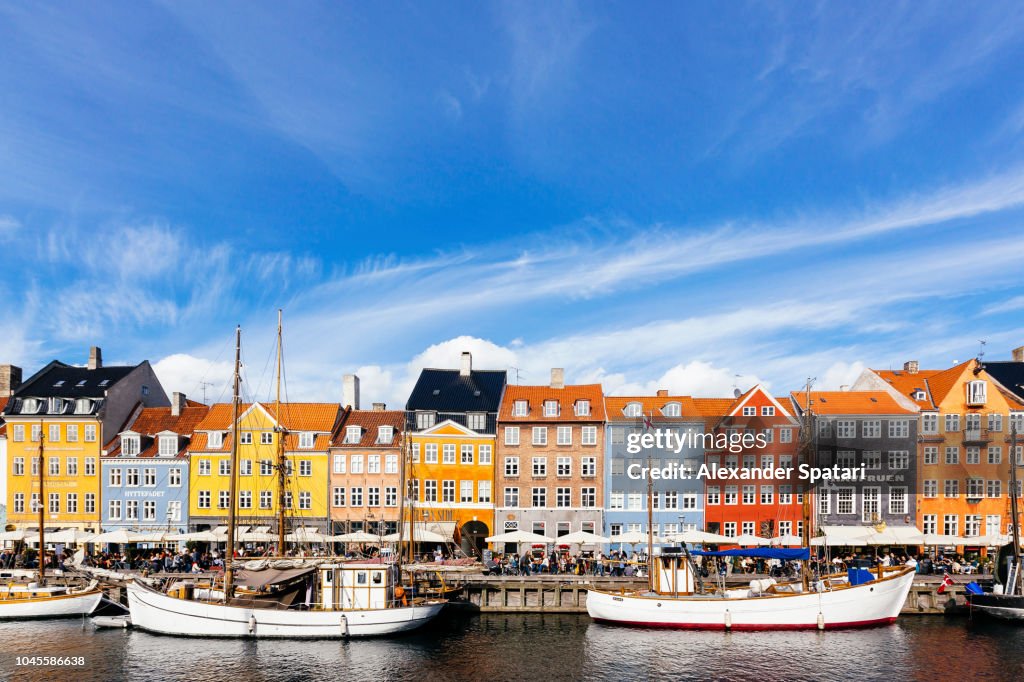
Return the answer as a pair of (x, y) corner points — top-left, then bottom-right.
(587, 395), (915, 631)
(0, 422), (103, 619)
(126, 323), (445, 637)
(966, 428), (1024, 620)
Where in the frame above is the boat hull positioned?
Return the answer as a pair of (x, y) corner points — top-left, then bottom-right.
(587, 568), (915, 631)
(967, 593), (1024, 621)
(0, 589), (104, 620)
(126, 581), (445, 638)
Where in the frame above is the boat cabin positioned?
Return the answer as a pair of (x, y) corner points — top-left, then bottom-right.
(319, 563), (400, 610)
(652, 550), (696, 595)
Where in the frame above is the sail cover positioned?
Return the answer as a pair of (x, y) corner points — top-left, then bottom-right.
(691, 548), (810, 560)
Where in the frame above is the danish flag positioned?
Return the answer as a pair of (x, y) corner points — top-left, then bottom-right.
(936, 573), (955, 595)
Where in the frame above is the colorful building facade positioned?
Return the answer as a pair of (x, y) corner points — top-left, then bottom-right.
(494, 371), (605, 544)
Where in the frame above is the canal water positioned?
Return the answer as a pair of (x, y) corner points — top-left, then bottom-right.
(2, 612), (1023, 681)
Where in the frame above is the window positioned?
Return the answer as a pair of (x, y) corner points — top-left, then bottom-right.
(815, 489), (830, 515)
(610, 427), (625, 444)
(532, 457), (547, 476)
(724, 485), (738, 505)
(260, 491), (273, 509)
(121, 435), (140, 456)
(1012, 412), (1024, 433)
(923, 480), (938, 498)
(218, 491), (230, 509)
(504, 456), (519, 477)
(836, 420), (856, 438)
(609, 492), (624, 509)
(156, 435), (176, 456)
(967, 381), (987, 405)
(513, 400), (528, 416)
(924, 446), (938, 465)
(467, 413), (486, 431)
(299, 460), (312, 476)
(922, 514), (937, 535)
(967, 478), (984, 498)
(965, 515), (982, 537)
(724, 522), (737, 537)
(742, 406), (756, 417)
(760, 485), (774, 505)
(168, 501), (181, 522)
(581, 487), (596, 507)
(169, 468), (182, 486)
(504, 487), (520, 507)
(778, 485), (792, 505)
(235, 459), (250, 476)
(944, 414), (961, 433)
(219, 460), (231, 476)
(333, 487), (346, 507)
(944, 479), (960, 498)
(461, 445), (474, 465)
(532, 427), (547, 445)
(779, 428), (792, 444)
(556, 457), (571, 477)
(532, 487), (547, 507)
(144, 468), (156, 486)
(988, 447), (1002, 465)
(556, 487), (571, 507)
(504, 427), (520, 445)
(660, 402), (681, 417)
(836, 451), (856, 469)
(345, 426), (361, 444)
(239, 491), (252, 509)
(126, 468), (140, 487)
(108, 500), (121, 520)
(575, 400), (591, 416)
(682, 493), (697, 509)
(67, 457), (78, 476)
(67, 424), (78, 442)
(989, 414), (1003, 432)
(12, 424), (24, 442)
(384, 454), (398, 474)
(943, 514), (959, 536)
(479, 444), (492, 465)
(208, 431), (223, 448)
(862, 487), (880, 522)
(351, 455), (364, 474)
(741, 485), (755, 505)
(862, 451), (880, 469)
(611, 458), (624, 475)
(261, 432), (273, 445)
(966, 446), (981, 464)
(85, 457), (95, 475)
(299, 492), (311, 510)
(888, 451), (909, 470)
(49, 424), (60, 443)
(945, 446), (960, 465)
(12, 457), (24, 476)
(627, 492), (643, 510)
(581, 426), (597, 446)
(285, 491), (296, 509)
(240, 432), (253, 445)
(126, 500), (138, 519)
(836, 488), (855, 515)
(441, 444), (455, 464)
(987, 480), (1002, 498)
(461, 480), (473, 502)
(442, 480), (455, 503)
(543, 400), (559, 417)
(386, 486), (399, 506)
(624, 402), (642, 417)
(557, 426), (572, 445)
(921, 413), (938, 434)
(299, 432), (315, 449)
(416, 412), (436, 429)
(581, 456), (596, 477)
(478, 480), (491, 503)
(987, 515), (1002, 535)
(46, 457), (58, 476)
(888, 420), (909, 438)
(260, 459), (273, 476)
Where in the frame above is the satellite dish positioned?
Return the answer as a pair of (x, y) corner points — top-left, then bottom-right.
(733, 388), (742, 398)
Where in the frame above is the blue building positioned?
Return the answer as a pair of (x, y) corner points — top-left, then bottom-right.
(603, 393), (705, 539)
(100, 393), (207, 534)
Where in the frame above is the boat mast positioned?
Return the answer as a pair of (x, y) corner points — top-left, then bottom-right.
(1010, 427), (1022, 595)
(275, 309), (286, 555)
(800, 379), (814, 590)
(37, 419), (45, 585)
(646, 411), (654, 591)
(397, 422), (409, 566)
(224, 326), (242, 602)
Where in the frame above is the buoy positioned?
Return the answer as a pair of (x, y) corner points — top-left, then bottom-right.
(817, 612), (825, 630)
(340, 614), (349, 638)
(248, 614), (257, 635)
(724, 610), (732, 630)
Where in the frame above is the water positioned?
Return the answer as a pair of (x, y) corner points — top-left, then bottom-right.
(2, 612), (1023, 681)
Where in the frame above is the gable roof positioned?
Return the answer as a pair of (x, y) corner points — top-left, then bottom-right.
(790, 390), (915, 416)
(728, 384), (793, 418)
(194, 402), (341, 433)
(870, 368), (943, 409)
(2, 360), (141, 416)
(331, 408), (404, 448)
(103, 404), (210, 458)
(498, 384), (605, 421)
(406, 368), (507, 413)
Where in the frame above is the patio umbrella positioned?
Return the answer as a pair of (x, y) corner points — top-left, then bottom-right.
(384, 528), (448, 543)
(326, 531), (383, 543)
(557, 530), (611, 545)
(732, 534), (771, 546)
(922, 534), (966, 546)
(179, 531), (221, 542)
(485, 530), (555, 544)
(613, 530), (669, 544)
(0, 529), (28, 542)
(91, 529), (144, 544)
(284, 528), (326, 542)
(865, 526), (925, 545)
(770, 534), (805, 546)
(672, 529), (732, 544)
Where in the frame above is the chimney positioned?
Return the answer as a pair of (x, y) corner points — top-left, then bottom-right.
(171, 392), (187, 417)
(550, 368), (565, 389)
(0, 364), (22, 397)
(88, 346), (103, 370)
(903, 360), (919, 374)
(460, 352), (472, 377)
(657, 389), (668, 397)
(342, 374), (360, 410)
(1013, 346), (1024, 363)
(840, 385), (849, 392)
(372, 402), (386, 411)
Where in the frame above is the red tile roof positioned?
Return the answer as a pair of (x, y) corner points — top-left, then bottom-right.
(790, 390), (915, 415)
(499, 384), (606, 421)
(331, 409), (405, 448)
(103, 404), (210, 458)
(604, 395), (699, 421)
(871, 368), (943, 409)
(194, 402), (341, 432)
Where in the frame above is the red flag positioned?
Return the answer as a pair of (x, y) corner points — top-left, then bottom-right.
(643, 413), (654, 431)
(936, 573), (955, 594)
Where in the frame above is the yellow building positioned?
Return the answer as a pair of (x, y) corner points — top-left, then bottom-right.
(187, 402), (341, 534)
(3, 349), (169, 532)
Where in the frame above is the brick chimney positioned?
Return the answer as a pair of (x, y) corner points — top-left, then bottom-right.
(550, 368), (565, 389)
(460, 352), (472, 377)
(1013, 346), (1024, 363)
(372, 402), (386, 411)
(0, 364), (22, 397)
(343, 374), (360, 410)
(657, 389), (668, 397)
(171, 392), (187, 417)
(88, 346), (103, 370)
(903, 360), (919, 374)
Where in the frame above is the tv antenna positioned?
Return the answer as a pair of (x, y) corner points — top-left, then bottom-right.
(509, 367), (523, 384)
(199, 381), (214, 404)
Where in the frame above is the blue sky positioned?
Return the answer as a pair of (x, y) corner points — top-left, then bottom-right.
(2, 1), (1024, 408)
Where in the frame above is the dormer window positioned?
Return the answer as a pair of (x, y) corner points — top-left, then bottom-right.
(53, 380), (65, 387)
(74, 398), (93, 414)
(344, 426), (362, 444)
(415, 411), (436, 430)
(122, 434), (141, 456)
(967, 381), (986, 406)
(158, 435), (178, 456)
(624, 402), (643, 417)
(22, 398), (40, 414)
(467, 412), (486, 430)
(914, 390), (927, 401)
(99, 379), (110, 387)
(48, 397), (64, 414)
(377, 425), (393, 444)
(575, 400), (591, 416)
(299, 432), (315, 449)
(513, 400), (529, 417)
(662, 402), (682, 417)
(543, 400), (559, 417)
(208, 431), (224, 449)
(76, 379), (87, 387)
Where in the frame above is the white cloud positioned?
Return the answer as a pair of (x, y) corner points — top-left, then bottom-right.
(153, 353), (234, 404)
(819, 361), (867, 391)
(0, 215), (19, 241)
(983, 295), (1024, 316)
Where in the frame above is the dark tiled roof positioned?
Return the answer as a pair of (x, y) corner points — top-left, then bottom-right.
(983, 362), (1024, 405)
(406, 368), (506, 413)
(2, 361), (139, 416)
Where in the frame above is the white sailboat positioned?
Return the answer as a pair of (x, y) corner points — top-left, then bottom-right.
(0, 421), (103, 620)
(126, 323), (444, 637)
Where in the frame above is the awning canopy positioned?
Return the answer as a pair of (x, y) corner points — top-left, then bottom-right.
(693, 548), (810, 560)
(234, 566), (316, 588)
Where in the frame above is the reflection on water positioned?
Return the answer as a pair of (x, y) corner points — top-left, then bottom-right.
(3, 612), (1024, 681)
